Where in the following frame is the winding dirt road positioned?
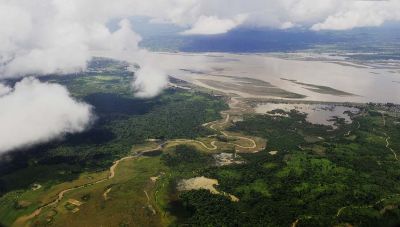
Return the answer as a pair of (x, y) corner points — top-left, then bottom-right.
(381, 113), (398, 161)
(209, 111), (257, 150)
(170, 139), (218, 150)
(334, 113), (398, 219)
(13, 145), (161, 226)
(336, 193), (400, 218)
(384, 133), (398, 161)
(13, 97), (261, 226)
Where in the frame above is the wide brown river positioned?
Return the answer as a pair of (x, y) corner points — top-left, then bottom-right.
(95, 51), (400, 104)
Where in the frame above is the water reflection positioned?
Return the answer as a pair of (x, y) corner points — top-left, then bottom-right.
(255, 103), (360, 127)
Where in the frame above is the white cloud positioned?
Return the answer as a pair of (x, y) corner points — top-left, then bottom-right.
(0, 78), (93, 153)
(89, 19), (142, 52)
(0, 1), (399, 78)
(0, 1), (145, 77)
(0, 0), (399, 96)
(0, 0), (170, 98)
(182, 15), (247, 35)
(0, 0), (399, 152)
(0, 84), (11, 97)
(311, 0), (400, 31)
(155, 0), (400, 32)
(132, 65), (168, 98)
(280, 22), (295, 29)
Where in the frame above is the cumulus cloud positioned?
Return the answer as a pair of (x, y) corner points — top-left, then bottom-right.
(182, 15), (247, 35)
(0, 78), (93, 153)
(0, 0), (399, 94)
(0, 1), (144, 77)
(132, 65), (168, 98)
(0, 0), (399, 152)
(0, 0), (170, 98)
(137, 0), (400, 32)
(311, 0), (400, 31)
(0, 84), (11, 97)
(0, 1), (399, 86)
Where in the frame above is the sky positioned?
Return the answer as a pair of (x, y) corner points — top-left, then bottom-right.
(0, 0), (399, 153)
(1, 0), (400, 77)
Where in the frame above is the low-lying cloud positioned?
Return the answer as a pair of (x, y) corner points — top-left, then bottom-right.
(1, 1), (399, 86)
(1, 0), (400, 79)
(182, 15), (247, 35)
(0, 84), (11, 97)
(0, 0), (170, 98)
(311, 0), (400, 31)
(0, 0), (399, 153)
(132, 65), (168, 98)
(0, 78), (93, 153)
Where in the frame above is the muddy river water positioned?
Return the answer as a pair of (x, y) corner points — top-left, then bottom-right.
(155, 52), (400, 104)
(95, 51), (400, 104)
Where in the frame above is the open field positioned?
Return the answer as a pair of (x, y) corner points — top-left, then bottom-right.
(1, 72), (266, 226)
(13, 157), (170, 227)
(2, 58), (400, 227)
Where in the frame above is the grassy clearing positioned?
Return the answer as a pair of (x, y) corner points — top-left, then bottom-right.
(0, 171), (108, 226)
(18, 157), (171, 227)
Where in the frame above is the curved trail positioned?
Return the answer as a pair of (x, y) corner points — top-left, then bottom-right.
(190, 97), (258, 151)
(14, 97), (261, 226)
(171, 139), (218, 150)
(334, 113), (398, 219)
(381, 114), (398, 161)
(287, 111), (398, 225)
(384, 134), (398, 161)
(103, 188), (112, 200)
(336, 193), (400, 218)
(209, 112), (257, 150)
(291, 219), (300, 227)
(144, 190), (156, 215)
(13, 146), (161, 226)
(174, 111), (257, 151)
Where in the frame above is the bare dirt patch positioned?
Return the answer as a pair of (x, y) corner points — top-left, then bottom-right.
(269, 151), (278, 155)
(213, 153), (245, 166)
(178, 177), (239, 202)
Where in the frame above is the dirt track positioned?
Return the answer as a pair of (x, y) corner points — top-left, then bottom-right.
(13, 97), (262, 226)
(13, 145), (161, 227)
